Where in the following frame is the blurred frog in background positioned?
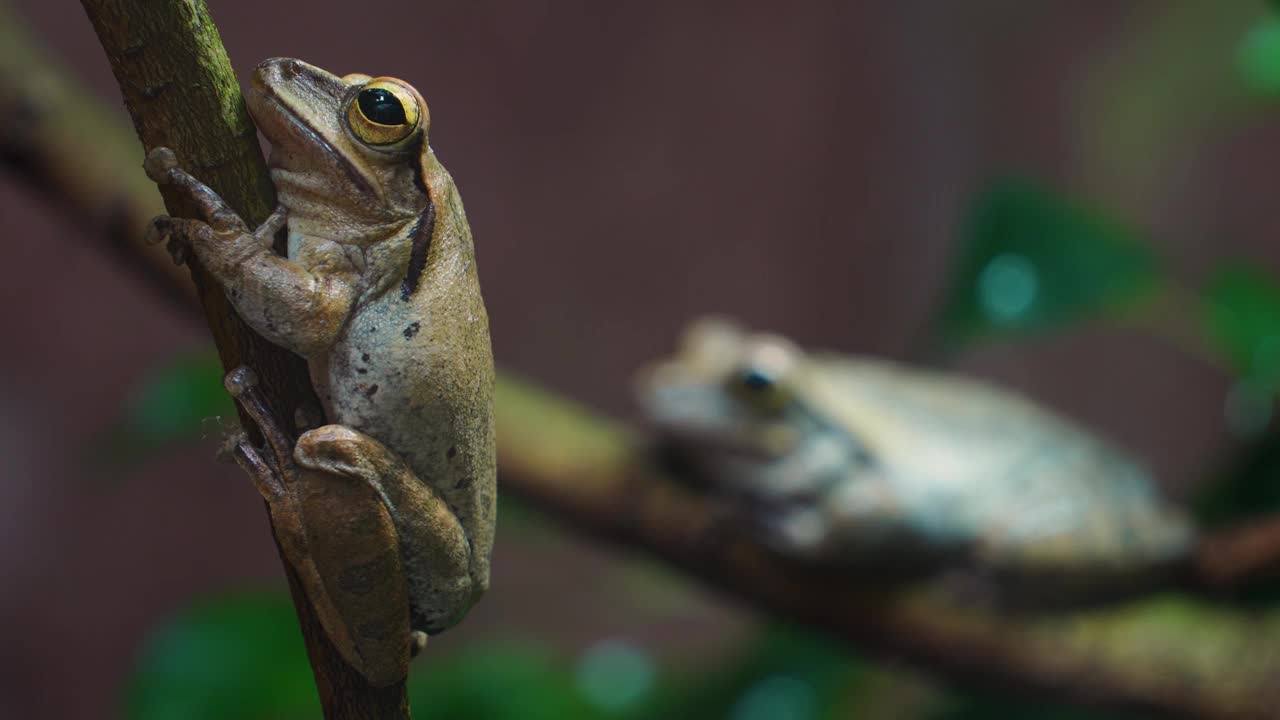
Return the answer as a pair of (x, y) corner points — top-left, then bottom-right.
(638, 318), (1194, 602)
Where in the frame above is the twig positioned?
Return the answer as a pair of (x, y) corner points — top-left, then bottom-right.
(8, 6), (1280, 718)
(1196, 514), (1280, 587)
(71, 0), (408, 717)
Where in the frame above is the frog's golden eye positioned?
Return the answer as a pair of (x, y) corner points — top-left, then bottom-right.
(347, 80), (422, 146)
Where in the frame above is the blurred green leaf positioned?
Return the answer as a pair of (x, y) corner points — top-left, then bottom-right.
(494, 493), (558, 539)
(410, 644), (602, 720)
(935, 180), (1157, 348)
(95, 349), (233, 468)
(1202, 263), (1280, 385)
(125, 592), (319, 720)
(128, 351), (232, 439)
(1238, 16), (1280, 95)
(128, 591), (609, 720)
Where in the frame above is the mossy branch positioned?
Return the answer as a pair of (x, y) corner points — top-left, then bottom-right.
(7, 4), (1280, 719)
(68, 1), (409, 717)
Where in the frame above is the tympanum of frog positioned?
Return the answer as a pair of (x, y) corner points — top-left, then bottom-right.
(145, 58), (495, 686)
(639, 318), (1193, 601)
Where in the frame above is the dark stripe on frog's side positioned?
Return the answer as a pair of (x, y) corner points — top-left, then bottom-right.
(400, 201), (436, 299)
(401, 143), (437, 300)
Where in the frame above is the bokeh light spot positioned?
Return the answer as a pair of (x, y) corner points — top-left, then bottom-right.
(977, 253), (1039, 325)
(575, 638), (655, 712)
(730, 674), (817, 720)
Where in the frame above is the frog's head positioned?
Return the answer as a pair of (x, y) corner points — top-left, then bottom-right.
(247, 58), (430, 242)
(638, 317), (817, 466)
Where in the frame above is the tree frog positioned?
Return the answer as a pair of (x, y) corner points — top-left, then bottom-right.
(145, 58), (495, 685)
(638, 318), (1194, 599)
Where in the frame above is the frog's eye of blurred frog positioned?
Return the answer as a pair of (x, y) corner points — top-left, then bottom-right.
(727, 364), (785, 411)
(727, 341), (797, 414)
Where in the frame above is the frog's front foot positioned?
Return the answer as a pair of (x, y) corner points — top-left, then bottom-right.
(142, 146), (281, 237)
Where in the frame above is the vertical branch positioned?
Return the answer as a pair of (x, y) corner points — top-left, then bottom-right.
(75, 1), (409, 716)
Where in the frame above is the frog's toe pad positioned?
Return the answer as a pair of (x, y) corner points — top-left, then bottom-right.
(143, 216), (168, 246)
(409, 631), (428, 658)
(143, 146), (179, 182)
(223, 366), (260, 398)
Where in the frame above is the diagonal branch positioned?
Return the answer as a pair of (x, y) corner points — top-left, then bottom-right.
(7, 5), (1280, 719)
(65, 1), (408, 717)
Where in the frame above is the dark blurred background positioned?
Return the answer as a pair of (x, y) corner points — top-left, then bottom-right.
(3, 1), (1280, 717)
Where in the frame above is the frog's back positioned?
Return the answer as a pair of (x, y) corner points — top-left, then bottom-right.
(810, 356), (1193, 575)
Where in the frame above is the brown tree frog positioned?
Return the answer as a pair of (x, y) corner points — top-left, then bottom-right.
(145, 58), (495, 685)
(639, 318), (1194, 600)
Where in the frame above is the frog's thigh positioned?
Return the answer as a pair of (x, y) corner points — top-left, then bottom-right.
(291, 462), (410, 687)
(296, 425), (474, 635)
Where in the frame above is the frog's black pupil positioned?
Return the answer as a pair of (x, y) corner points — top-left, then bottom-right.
(358, 88), (407, 126)
(740, 369), (773, 391)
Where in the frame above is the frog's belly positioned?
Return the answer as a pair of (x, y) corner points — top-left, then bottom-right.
(311, 296), (488, 508)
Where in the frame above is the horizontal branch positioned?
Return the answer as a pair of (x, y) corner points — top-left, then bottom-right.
(6, 7), (1280, 718)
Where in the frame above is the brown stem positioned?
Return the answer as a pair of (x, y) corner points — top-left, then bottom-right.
(9, 4), (1280, 718)
(1196, 515), (1280, 588)
(70, 0), (408, 717)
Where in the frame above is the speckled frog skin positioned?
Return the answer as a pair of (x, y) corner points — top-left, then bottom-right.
(639, 318), (1193, 597)
(145, 58), (495, 685)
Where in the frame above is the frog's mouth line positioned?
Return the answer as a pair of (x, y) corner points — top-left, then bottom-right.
(250, 89), (378, 198)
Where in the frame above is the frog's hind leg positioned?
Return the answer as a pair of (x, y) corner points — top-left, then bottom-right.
(294, 425), (476, 635)
(224, 368), (412, 688)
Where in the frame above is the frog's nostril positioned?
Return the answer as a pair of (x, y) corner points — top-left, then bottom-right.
(258, 57), (303, 81)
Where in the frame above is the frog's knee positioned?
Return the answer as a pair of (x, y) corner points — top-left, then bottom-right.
(473, 568), (490, 596)
(295, 424), (399, 483)
(412, 574), (476, 635)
